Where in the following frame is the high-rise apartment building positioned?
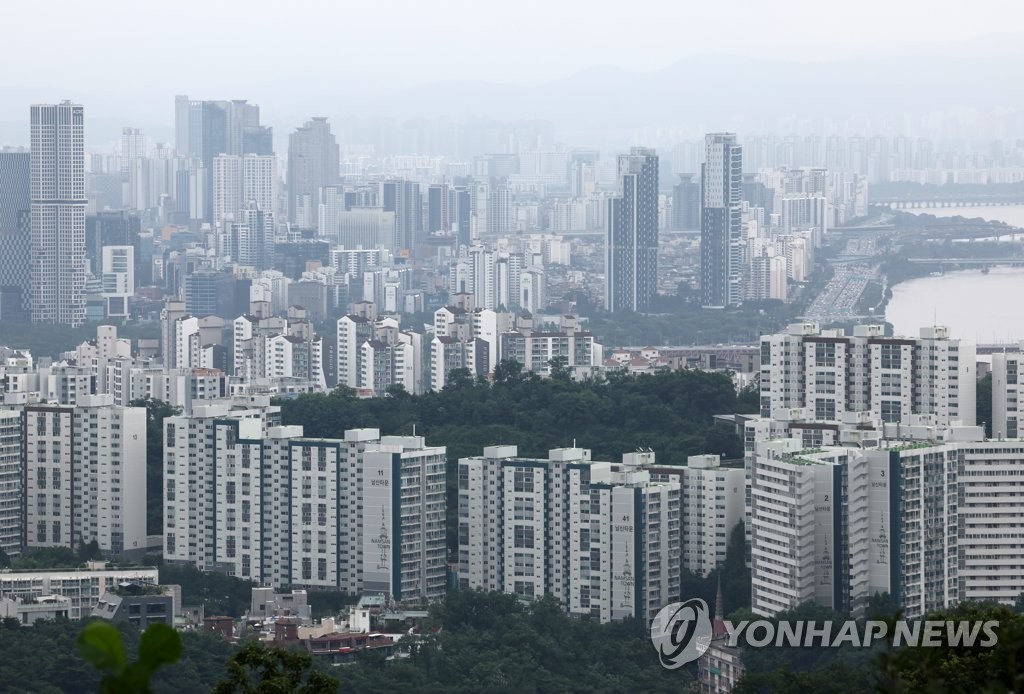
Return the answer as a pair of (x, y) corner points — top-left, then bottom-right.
(457, 446), (680, 626)
(605, 147), (658, 312)
(759, 323), (976, 426)
(0, 410), (22, 558)
(0, 149), (31, 319)
(287, 118), (339, 229)
(23, 396), (147, 554)
(991, 350), (1024, 438)
(30, 102), (86, 326)
(701, 133), (743, 308)
(164, 415), (445, 603)
(380, 180), (421, 254)
(648, 454), (744, 577)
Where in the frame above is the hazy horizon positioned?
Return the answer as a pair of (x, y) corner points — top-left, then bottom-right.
(3, 0), (1024, 147)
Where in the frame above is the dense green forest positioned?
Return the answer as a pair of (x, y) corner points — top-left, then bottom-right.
(280, 366), (755, 466)
(7, 593), (1024, 693)
(279, 367), (755, 554)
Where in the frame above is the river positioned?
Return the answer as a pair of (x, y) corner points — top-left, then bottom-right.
(885, 267), (1024, 342)
(883, 206), (1024, 341)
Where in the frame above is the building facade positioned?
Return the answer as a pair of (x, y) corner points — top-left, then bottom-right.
(30, 102), (86, 325)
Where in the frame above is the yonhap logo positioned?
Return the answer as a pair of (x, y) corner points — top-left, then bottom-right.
(650, 599), (713, 669)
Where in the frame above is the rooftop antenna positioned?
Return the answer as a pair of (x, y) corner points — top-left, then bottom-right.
(412, 423), (416, 436)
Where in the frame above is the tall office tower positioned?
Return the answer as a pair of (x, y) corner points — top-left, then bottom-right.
(486, 181), (513, 235)
(991, 350), (1024, 438)
(23, 396), (147, 554)
(287, 118), (339, 229)
(451, 187), (472, 246)
(701, 133), (743, 308)
(457, 446), (680, 625)
(426, 183), (450, 234)
(605, 147), (658, 312)
(174, 96), (272, 221)
(380, 180), (421, 254)
(0, 149), (31, 319)
(0, 410), (22, 558)
(30, 102), (86, 326)
(671, 174), (700, 230)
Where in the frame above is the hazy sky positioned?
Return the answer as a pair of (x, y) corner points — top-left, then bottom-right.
(2, 0), (1023, 142)
(5, 0), (1023, 88)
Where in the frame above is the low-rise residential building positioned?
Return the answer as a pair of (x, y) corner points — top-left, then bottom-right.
(0, 563), (159, 620)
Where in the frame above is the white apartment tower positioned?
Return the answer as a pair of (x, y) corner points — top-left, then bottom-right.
(649, 454), (744, 577)
(23, 397), (147, 554)
(991, 350), (1024, 438)
(30, 102), (86, 326)
(458, 446), (681, 625)
(0, 410), (22, 557)
(759, 323), (975, 426)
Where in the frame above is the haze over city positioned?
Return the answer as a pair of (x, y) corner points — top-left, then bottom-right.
(3, 0), (1024, 146)
(3, 1), (1024, 691)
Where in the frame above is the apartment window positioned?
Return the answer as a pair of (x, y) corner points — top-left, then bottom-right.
(317, 558), (327, 581)
(1009, 361), (1019, 386)
(225, 482), (236, 505)
(514, 553), (535, 577)
(814, 398), (836, 420)
(514, 498), (534, 521)
(166, 534), (176, 554)
(302, 558), (312, 581)
(514, 469), (534, 493)
(317, 504), (327, 527)
(880, 344), (902, 369)
(458, 523), (469, 546)
(36, 521), (46, 543)
(52, 522), (61, 544)
(52, 468), (61, 489)
(880, 400), (902, 424)
(36, 467), (47, 490)
(226, 536), (236, 559)
(166, 424), (175, 448)
(513, 581), (535, 599)
(514, 525), (535, 549)
(815, 342), (836, 367)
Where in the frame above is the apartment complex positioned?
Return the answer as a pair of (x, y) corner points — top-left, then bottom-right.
(457, 446), (680, 625)
(164, 410), (446, 603)
(747, 417), (1024, 619)
(759, 323), (975, 425)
